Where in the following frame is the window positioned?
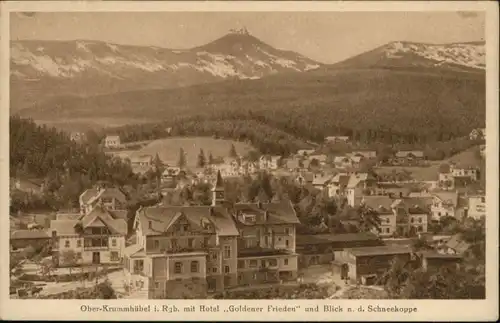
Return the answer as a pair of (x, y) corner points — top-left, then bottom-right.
(285, 228), (290, 235)
(249, 260), (258, 268)
(268, 259), (277, 266)
(191, 261), (199, 273)
(112, 239), (117, 247)
(171, 239), (178, 249)
(481, 197), (486, 203)
(418, 218), (423, 223)
(110, 251), (119, 261)
(76, 240), (81, 248)
(224, 265), (230, 274)
(438, 212), (441, 217)
(76, 252), (82, 259)
(261, 260), (266, 267)
(182, 224), (189, 232)
(238, 260), (245, 268)
(212, 267), (217, 273)
(203, 237), (210, 247)
(65, 240), (70, 248)
(133, 260), (144, 274)
(211, 252), (217, 260)
(284, 258), (289, 265)
(278, 237), (282, 242)
(386, 228), (390, 233)
(285, 240), (290, 247)
(252, 273), (257, 280)
(188, 238), (194, 248)
(224, 245), (231, 259)
(154, 282), (160, 289)
(410, 218), (414, 223)
(174, 262), (183, 274)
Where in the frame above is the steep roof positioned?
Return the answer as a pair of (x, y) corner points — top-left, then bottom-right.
(433, 191), (458, 207)
(50, 205), (127, 236)
(346, 173), (370, 188)
(10, 230), (50, 240)
(137, 205), (239, 236)
(213, 170), (224, 189)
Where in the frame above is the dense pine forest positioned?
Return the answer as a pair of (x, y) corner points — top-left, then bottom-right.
(9, 116), (138, 212)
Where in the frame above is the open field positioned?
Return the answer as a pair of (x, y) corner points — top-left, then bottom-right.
(128, 136), (256, 167)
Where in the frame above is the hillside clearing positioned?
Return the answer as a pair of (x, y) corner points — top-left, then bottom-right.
(129, 137), (255, 167)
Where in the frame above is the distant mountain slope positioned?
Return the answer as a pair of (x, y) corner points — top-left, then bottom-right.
(19, 66), (486, 142)
(10, 32), (321, 112)
(333, 41), (485, 72)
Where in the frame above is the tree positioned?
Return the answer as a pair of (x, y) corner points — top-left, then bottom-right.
(229, 144), (238, 158)
(309, 158), (320, 168)
(177, 148), (187, 168)
(197, 149), (206, 168)
(61, 249), (78, 278)
(208, 152), (215, 165)
(356, 204), (381, 233)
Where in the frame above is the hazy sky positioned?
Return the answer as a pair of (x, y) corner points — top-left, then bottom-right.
(11, 11), (485, 63)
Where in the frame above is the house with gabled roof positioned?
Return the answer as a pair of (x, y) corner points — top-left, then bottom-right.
(327, 173), (350, 197)
(391, 151), (425, 165)
(49, 204), (128, 266)
(345, 173), (378, 207)
(79, 186), (128, 215)
(123, 170), (300, 298)
(430, 191), (459, 221)
(259, 155), (282, 170)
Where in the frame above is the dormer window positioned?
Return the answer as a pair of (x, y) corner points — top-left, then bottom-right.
(241, 213), (256, 224)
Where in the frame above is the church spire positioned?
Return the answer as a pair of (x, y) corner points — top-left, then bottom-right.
(211, 170), (225, 206)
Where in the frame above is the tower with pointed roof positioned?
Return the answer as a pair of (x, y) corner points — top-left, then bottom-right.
(212, 170), (225, 206)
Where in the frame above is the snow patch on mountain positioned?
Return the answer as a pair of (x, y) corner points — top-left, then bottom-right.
(385, 41), (485, 69)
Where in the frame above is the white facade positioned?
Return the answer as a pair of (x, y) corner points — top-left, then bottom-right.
(468, 196), (486, 219)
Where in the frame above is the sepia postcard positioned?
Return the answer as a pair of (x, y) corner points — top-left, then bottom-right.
(0, 1), (498, 321)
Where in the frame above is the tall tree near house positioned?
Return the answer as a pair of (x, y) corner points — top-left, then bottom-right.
(177, 148), (187, 168)
(61, 249), (78, 279)
(229, 144), (238, 158)
(356, 204), (382, 233)
(197, 149), (207, 168)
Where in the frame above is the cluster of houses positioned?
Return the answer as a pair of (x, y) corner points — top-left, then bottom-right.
(9, 165), (484, 298)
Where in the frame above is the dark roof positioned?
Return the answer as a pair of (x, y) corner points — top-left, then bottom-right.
(10, 230), (50, 240)
(238, 247), (292, 258)
(80, 187), (128, 205)
(233, 201), (300, 225)
(213, 170), (224, 189)
(362, 196), (394, 214)
(346, 245), (412, 257)
(51, 205), (127, 236)
(296, 232), (380, 246)
(137, 205), (239, 236)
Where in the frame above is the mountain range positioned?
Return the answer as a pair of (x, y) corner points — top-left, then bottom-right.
(10, 32), (321, 113)
(11, 32), (486, 140)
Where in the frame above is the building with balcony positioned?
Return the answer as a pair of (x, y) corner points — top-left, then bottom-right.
(123, 170), (300, 298)
(49, 204), (128, 266)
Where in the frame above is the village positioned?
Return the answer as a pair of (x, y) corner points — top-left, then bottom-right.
(9, 128), (486, 300)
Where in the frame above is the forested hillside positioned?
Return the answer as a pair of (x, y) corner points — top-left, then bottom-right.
(9, 116), (137, 212)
